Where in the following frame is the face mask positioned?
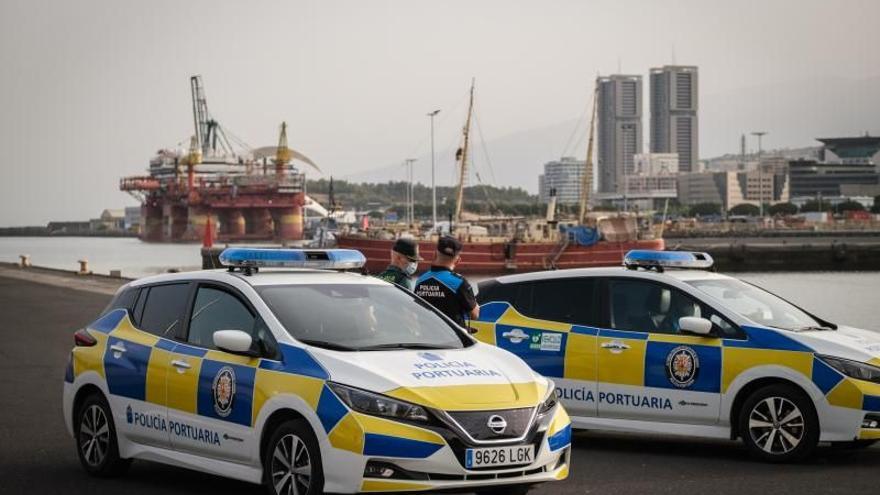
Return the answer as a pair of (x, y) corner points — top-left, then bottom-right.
(404, 261), (418, 276)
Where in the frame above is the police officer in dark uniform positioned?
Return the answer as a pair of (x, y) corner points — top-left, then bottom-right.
(375, 238), (422, 290)
(414, 236), (479, 327)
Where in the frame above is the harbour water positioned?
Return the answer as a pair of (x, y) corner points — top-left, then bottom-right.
(1, 236), (878, 330)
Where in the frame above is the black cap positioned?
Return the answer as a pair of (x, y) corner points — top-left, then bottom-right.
(392, 238), (422, 261)
(437, 235), (462, 257)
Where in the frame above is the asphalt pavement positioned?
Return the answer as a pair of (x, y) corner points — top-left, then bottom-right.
(1, 275), (878, 495)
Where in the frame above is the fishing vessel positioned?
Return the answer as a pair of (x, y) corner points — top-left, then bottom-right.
(336, 79), (665, 274)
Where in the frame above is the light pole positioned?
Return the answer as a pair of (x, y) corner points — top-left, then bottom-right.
(405, 158), (416, 227)
(427, 109), (441, 229)
(752, 131), (767, 217)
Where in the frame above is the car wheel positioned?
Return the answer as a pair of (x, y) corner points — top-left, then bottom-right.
(74, 393), (131, 477)
(264, 418), (324, 495)
(476, 484), (533, 495)
(738, 383), (819, 462)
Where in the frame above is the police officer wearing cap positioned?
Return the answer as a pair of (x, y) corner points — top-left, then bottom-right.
(414, 236), (479, 327)
(375, 238), (422, 290)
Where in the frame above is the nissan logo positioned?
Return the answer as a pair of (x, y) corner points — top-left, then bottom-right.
(487, 415), (508, 435)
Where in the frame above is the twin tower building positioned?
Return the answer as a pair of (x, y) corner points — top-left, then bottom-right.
(596, 65), (698, 195)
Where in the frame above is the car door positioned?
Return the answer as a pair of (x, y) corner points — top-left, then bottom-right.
(485, 278), (600, 418)
(105, 282), (191, 448)
(596, 278), (724, 425)
(166, 283), (268, 463)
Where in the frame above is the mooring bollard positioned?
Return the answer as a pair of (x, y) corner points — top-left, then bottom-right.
(77, 259), (91, 275)
(19, 255), (31, 268)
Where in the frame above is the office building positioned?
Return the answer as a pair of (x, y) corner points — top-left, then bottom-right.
(818, 135), (880, 167)
(678, 170), (789, 211)
(788, 135), (880, 198)
(650, 65), (699, 173)
(538, 156), (585, 205)
(789, 160), (879, 198)
(597, 74), (643, 193)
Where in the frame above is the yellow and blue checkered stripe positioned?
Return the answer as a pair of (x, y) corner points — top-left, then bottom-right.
(476, 301), (880, 413)
(71, 309), (330, 429)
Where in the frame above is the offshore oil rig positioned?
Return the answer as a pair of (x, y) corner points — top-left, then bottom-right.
(120, 76), (321, 243)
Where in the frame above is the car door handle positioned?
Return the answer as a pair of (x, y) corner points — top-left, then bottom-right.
(109, 342), (127, 356)
(601, 340), (630, 352)
(171, 359), (191, 371)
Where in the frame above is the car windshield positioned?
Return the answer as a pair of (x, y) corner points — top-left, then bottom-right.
(257, 283), (468, 351)
(686, 278), (823, 331)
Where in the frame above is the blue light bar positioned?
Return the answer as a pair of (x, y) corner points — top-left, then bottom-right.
(623, 250), (714, 270)
(218, 248), (365, 270)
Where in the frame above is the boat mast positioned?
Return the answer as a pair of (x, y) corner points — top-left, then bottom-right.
(578, 81), (599, 225)
(454, 78), (476, 228)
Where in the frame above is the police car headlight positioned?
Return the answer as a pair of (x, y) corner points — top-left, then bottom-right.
(328, 383), (430, 423)
(818, 355), (880, 384)
(538, 382), (559, 415)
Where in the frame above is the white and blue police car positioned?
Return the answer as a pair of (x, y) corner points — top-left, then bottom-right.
(473, 250), (880, 462)
(62, 248), (571, 494)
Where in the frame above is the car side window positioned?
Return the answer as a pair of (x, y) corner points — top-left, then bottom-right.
(138, 283), (191, 337)
(608, 278), (738, 337)
(485, 278), (599, 327)
(187, 286), (256, 350)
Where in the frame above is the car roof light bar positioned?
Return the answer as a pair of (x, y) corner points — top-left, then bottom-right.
(623, 250), (714, 272)
(219, 248), (366, 273)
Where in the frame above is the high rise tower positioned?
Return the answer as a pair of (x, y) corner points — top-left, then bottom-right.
(597, 74), (643, 193)
(650, 65), (699, 173)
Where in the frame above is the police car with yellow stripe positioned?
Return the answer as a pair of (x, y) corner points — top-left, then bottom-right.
(63, 248), (570, 494)
(474, 250), (880, 462)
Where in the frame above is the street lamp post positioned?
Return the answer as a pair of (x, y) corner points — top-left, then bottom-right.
(752, 131), (767, 217)
(405, 158), (416, 227)
(427, 109), (441, 229)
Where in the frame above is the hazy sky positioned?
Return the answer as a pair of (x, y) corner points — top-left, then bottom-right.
(1, 0), (879, 225)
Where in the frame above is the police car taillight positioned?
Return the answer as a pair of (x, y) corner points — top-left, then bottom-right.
(74, 329), (97, 347)
(218, 247), (366, 272)
(623, 250), (714, 271)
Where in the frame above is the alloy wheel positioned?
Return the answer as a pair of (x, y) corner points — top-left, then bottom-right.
(748, 396), (805, 455)
(79, 404), (110, 467)
(271, 433), (312, 495)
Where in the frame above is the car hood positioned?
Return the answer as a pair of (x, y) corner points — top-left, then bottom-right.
(795, 325), (880, 364)
(308, 343), (549, 411)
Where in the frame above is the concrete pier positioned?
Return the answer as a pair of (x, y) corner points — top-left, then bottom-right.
(671, 236), (880, 271)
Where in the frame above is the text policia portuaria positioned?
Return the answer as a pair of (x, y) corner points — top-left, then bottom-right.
(411, 360), (502, 380)
(557, 387), (674, 410)
(128, 407), (222, 446)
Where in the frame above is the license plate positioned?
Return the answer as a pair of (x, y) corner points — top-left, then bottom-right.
(465, 445), (534, 469)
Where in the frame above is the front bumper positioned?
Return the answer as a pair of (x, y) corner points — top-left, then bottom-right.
(821, 375), (880, 441)
(321, 404), (572, 493)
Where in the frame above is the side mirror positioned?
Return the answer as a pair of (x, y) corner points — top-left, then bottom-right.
(214, 329), (255, 355)
(466, 325), (479, 335)
(679, 317), (713, 336)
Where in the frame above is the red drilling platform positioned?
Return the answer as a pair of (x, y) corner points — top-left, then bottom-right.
(120, 76), (320, 243)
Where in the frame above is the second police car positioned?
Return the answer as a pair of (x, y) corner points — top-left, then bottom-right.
(62, 249), (570, 494)
(474, 250), (880, 462)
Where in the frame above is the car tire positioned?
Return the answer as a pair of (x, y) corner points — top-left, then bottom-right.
(476, 484), (533, 495)
(74, 393), (131, 477)
(738, 383), (819, 463)
(264, 418), (324, 495)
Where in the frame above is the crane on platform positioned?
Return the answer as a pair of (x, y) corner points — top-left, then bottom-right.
(190, 75), (234, 156)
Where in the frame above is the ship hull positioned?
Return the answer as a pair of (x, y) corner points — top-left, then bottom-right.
(336, 235), (665, 274)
